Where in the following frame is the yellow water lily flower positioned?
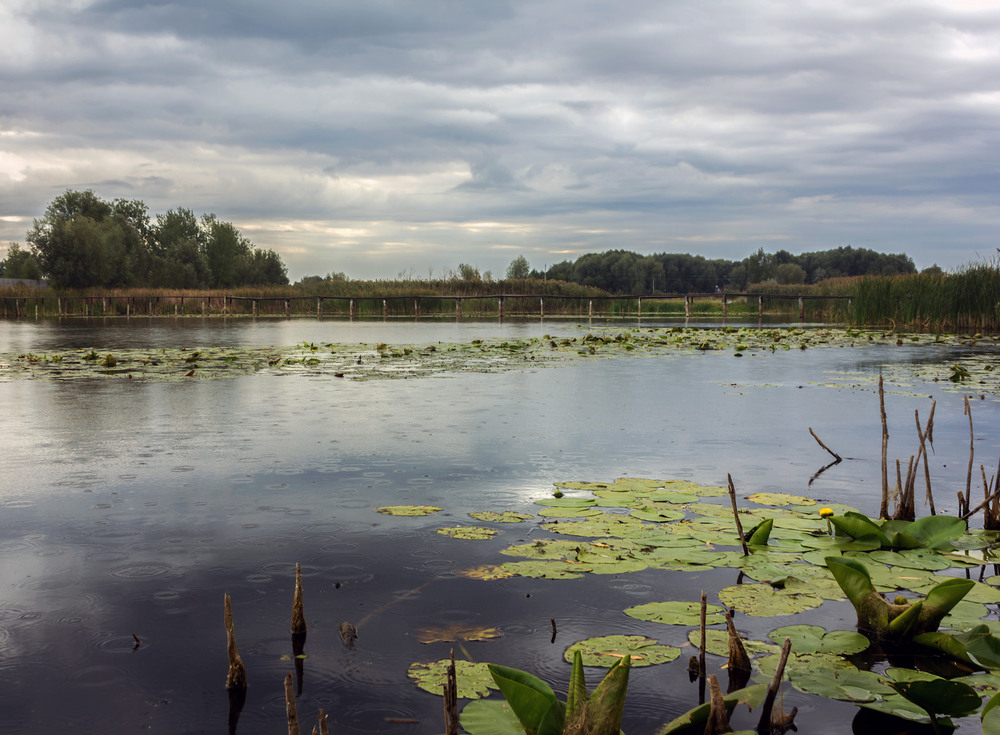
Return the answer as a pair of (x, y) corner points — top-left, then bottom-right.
(819, 507), (834, 518)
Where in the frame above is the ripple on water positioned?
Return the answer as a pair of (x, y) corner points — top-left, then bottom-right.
(109, 562), (175, 580)
(66, 663), (129, 688)
(93, 631), (144, 653)
(340, 702), (422, 733)
(2, 499), (35, 509)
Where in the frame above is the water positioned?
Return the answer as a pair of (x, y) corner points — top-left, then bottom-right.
(0, 317), (997, 734)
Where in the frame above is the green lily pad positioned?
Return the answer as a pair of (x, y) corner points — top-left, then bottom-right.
(534, 497), (598, 508)
(630, 505), (686, 523)
(685, 628), (781, 658)
(869, 549), (951, 571)
(718, 582), (824, 616)
(468, 511), (533, 523)
(376, 505), (443, 516)
(746, 492), (816, 507)
(767, 624), (869, 655)
(436, 526), (499, 540)
(563, 635), (680, 668)
(755, 651), (857, 680)
(785, 666), (893, 702)
(640, 491), (700, 504)
(624, 600), (725, 626)
(501, 540), (584, 560)
(408, 659), (497, 698)
(499, 560), (592, 579)
(544, 513), (651, 538)
(537, 506), (604, 518)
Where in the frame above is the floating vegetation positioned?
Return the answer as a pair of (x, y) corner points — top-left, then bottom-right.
(375, 505), (442, 516)
(407, 659), (497, 698)
(415, 624), (502, 644)
(3, 327), (1000, 397)
(468, 511), (533, 523)
(436, 526), (498, 540)
(562, 635), (680, 668)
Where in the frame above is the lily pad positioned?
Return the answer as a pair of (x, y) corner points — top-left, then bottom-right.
(408, 659), (497, 698)
(685, 628), (781, 658)
(537, 507), (604, 518)
(563, 635), (680, 668)
(746, 492), (816, 507)
(376, 505), (442, 516)
(457, 565), (516, 580)
(499, 560), (592, 579)
(437, 526), (499, 540)
(416, 624), (502, 644)
(460, 699), (523, 735)
(501, 540), (584, 560)
(718, 582), (824, 616)
(624, 600), (725, 626)
(630, 505), (686, 523)
(767, 624), (869, 655)
(469, 511), (533, 523)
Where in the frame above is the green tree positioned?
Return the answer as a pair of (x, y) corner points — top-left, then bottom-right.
(201, 215), (251, 288)
(457, 263), (481, 281)
(506, 255), (530, 279)
(1, 243), (42, 280)
(775, 262), (807, 285)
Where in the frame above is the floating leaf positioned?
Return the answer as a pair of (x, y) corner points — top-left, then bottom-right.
(499, 560), (591, 579)
(376, 505), (442, 516)
(767, 624), (869, 655)
(408, 659), (497, 698)
(746, 492), (816, 507)
(436, 526), (499, 540)
(718, 582), (823, 616)
(460, 699), (523, 735)
(537, 507), (604, 518)
(469, 511), (533, 523)
(563, 635), (680, 668)
(501, 540), (585, 560)
(685, 628), (780, 658)
(657, 684), (768, 734)
(624, 600), (725, 626)
(785, 666), (893, 702)
(416, 624), (502, 644)
(630, 505), (686, 523)
(458, 565), (515, 581)
(890, 677), (981, 718)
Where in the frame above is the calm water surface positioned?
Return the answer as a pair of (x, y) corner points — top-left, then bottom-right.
(0, 318), (997, 734)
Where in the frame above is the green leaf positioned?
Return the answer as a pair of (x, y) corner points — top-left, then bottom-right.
(890, 678), (981, 717)
(624, 600), (725, 626)
(919, 577), (975, 631)
(767, 624), (869, 655)
(886, 600), (921, 638)
(588, 655), (630, 735)
(746, 518), (773, 545)
(408, 660), (497, 698)
(954, 624), (1000, 669)
(717, 582), (823, 616)
(564, 650), (588, 734)
(563, 635), (680, 668)
(656, 684), (767, 735)
(436, 526), (499, 540)
(460, 700), (524, 735)
(487, 664), (560, 735)
(829, 514), (890, 548)
(825, 556), (876, 608)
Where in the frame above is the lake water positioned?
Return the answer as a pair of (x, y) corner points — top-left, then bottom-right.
(0, 317), (997, 734)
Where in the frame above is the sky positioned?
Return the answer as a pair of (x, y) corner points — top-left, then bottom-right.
(2, 0), (999, 281)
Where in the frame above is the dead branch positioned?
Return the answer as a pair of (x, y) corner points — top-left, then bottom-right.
(808, 427), (842, 461)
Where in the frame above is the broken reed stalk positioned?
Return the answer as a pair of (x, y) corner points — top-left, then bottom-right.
(727, 474), (750, 556)
(704, 675), (730, 735)
(758, 638), (797, 733)
(224, 593), (247, 691)
(292, 562), (307, 634)
(880, 375), (889, 519)
(964, 485), (1000, 521)
(966, 395), (975, 504)
(311, 709), (329, 735)
(915, 404), (937, 515)
(443, 649), (459, 735)
(284, 672), (300, 735)
(724, 610), (750, 675)
(699, 592), (707, 679)
(808, 427), (841, 461)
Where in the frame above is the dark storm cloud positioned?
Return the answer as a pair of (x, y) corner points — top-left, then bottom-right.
(1, 0), (999, 278)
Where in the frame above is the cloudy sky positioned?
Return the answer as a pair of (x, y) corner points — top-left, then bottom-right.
(2, 0), (998, 280)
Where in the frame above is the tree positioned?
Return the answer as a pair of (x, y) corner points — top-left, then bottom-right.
(506, 255), (530, 280)
(1, 243), (42, 281)
(457, 263), (481, 281)
(201, 215), (251, 288)
(775, 262), (807, 285)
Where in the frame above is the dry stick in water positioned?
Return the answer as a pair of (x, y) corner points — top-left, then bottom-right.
(312, 709), (329, 735)
(699, 592), (707, 679)
(966, 395), (975, 503)
(292, 562), (307, 634)
(758, 638), (797, 733)
(284, 672), (300, 735)
(443, 650), (459, 735)
(704, 675), (731, 735)
(727, 474), (750, 556)
(916, 403), (937, 515)
(224, 593), (247, 691)
(808, 427), (842, 462)
(879, 375), (890, 519)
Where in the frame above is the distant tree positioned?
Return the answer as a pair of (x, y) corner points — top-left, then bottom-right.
(775, 262), (807, 285)
(506, 255), (530, 279)
(457, 263), (481, 281)
(921, 264), (944, 276)
(1, 243), (42, 280)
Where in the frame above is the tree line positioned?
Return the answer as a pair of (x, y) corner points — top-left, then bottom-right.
(1, 190), (288, 289)
(543, 246), (920, 294)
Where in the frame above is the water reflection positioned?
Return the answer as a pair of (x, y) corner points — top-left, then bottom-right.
(0, 320), (997, 734)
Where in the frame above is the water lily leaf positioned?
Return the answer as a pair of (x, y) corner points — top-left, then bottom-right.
(656, 684), (768, 735)
(960, 580), (1000, 604)
(580, 558), (650, 575)
(953, 624), (1000, 668)
(408, 659), (497, 698)
(755, 651), (856, 681)
(870, 549), (950, 571)
(487, 664), (564, 735)
(718, 582), (823, 616)
(857, 695), (935, 723)
(534, 497), (598, 508)
(955, 672), (1000, 695)
(537, 507), (604, 518)
(900, 515), (967, 551)
(416, 624), (502, 644)
(985, 703), (1000, 735)
(746, 518), (773, 545)
(767, 624), (869, 655)
(686, 628), (781, 658)
(460, 699), (523, 735)
(458, 565), (516, 580)
(639, 490), (700, 504)
(830, 513), (890, 548)
(545, 513), (651, 538)
(563, 635), (680, 667)
(555, 481), (612, 492)
(469, 511), (533, 523)
(624, 600), (725, 626)
(890, 677), (981, 717)
(785, 666), (893, 702)
(589, 492), (644, 507)
(630, 505), (686, 523)
(376, 505), (442, 516)
(942, 600), (991, 630)
(501, 540), (585, 560)
(499, 560), (592, 579)
(746, 492), (816, 507)
(437, 526), (499, 540)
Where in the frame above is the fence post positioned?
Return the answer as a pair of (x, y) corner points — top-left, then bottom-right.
(637, 297), (642, 317)
(455, 298), (462, 318)
(349, 299), (356, 319)
(798, 296), (804, 321)
(684, 295), (691, 318)
(383, 299), (388, 319)
(540, 297), (544, 318)
(588, 299), (593, 318)
(498, 296), (504, 319)
(722, 293), (727, 318)
(284, 299), (291, 317)
(414, 297), (420, 318)
(316, 297), (321, 318)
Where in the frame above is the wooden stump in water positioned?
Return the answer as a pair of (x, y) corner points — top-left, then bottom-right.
(291, 562), (307, 634)
(224, 593), (247, 691)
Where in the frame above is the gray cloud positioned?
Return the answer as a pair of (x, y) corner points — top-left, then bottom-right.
(2, 0), (999, 278)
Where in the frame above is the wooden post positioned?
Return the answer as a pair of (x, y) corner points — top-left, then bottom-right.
(414, 297), (420, 317)
(57, 297), (62, 316)
(758, 295), (763, 319)
(798, 296), (804, 321)
(383, 299), (388, 319)
(127, 298), (131, 317)
(684, 295), (691, 318)
(201, 298), (207, 316)
(284, 299), (291, 317)
(722, 293), (728, 318)
(455, 298), (462, 318)
(498, 296), (504, 319)
(349, 299), (356, 319)
(637, 297), (641, 317)
(175, 302), (178, 316)
(224, 594), (247, 691)
(588, 299), (593, 317)
(316, 297), (321, 318)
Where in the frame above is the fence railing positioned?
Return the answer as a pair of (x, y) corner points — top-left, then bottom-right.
(0, 292), (852, 320)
